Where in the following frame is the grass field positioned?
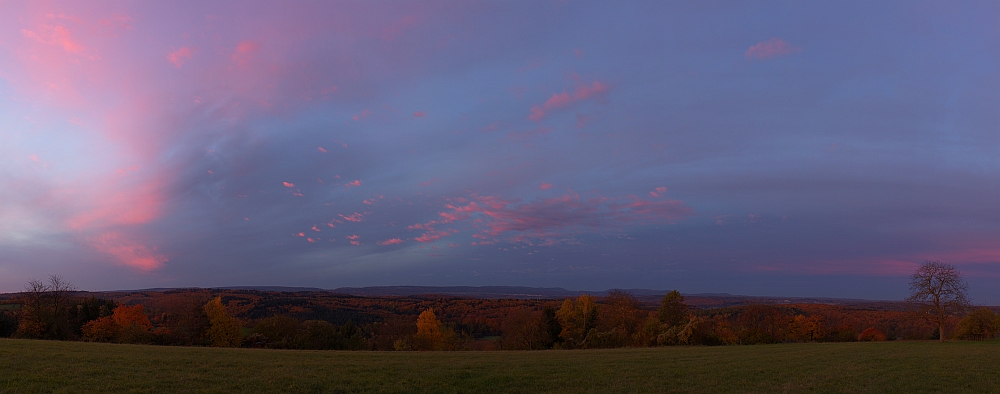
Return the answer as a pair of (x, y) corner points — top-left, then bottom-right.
(2, 339), (999, 393)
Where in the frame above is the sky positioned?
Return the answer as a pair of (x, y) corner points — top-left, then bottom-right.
(1, 1), (999, 303)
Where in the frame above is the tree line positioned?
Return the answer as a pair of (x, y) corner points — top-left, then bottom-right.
(1, 262), (997, 349)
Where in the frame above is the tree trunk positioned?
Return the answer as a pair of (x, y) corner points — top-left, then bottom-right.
(939, 325), (945, 342)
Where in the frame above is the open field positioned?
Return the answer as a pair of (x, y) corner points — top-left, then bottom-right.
(2, 339), (999, 393)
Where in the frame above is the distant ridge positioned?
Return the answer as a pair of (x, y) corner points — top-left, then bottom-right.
(331, 286), (580, 299)
(0, 285), (926, 310)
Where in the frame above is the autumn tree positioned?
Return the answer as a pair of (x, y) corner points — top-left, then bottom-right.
(955, 307), (1000, 341)
(555, 294), (598, 348)
(501, 307), (560, 350)
(251, 315), (301, 347)
(113, 304), (154, 343)
(204, 297), (243, 347)
(159, 293), (211, 345)
(907, 261), (971, 342)
(82, 304), (153, 344)
(16, 276), (77, 340)
(658, 290), (688, 327)
(788, 314), (825, 342)
(413, 309), (443, 350)
(595, 290), (645, 347)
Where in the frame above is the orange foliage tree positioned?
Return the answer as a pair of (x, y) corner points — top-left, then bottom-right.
(81, 304), (153, 343)
(413, 309), (443, 350)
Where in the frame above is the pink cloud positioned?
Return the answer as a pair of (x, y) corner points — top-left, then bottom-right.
(340, 212), (363, 222)
(167, 47), (193, 68)
(420, 178), (443, 187)
(345, 180), (361, 188)
(539, 183), (553, 190)
(317, 146), (327, 153)
(648, 187), (668, 198)
(413, 111), (427, 118)
(89, 232), (167, 271)
(347, 234), (361, 245)
(283, 182), (295, 188)
(414, 229), (455, 243)
(29, 155), (40, 162)
(310, 225), (321, 232)
(745, 37), (802, 61)
(352, 109), (371, 121)
(409, 191), (693, 244)
(378, 238), (404, 245)
(23, 25), (85, 54)
(232, 40), (260, 66)
(529, 80), (610, 121)
(307, 237), (316, 243)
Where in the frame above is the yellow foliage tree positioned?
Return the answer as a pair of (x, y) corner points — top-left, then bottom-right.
(204, 297), (243, 347)
(413, 309), (443, 350)
(555, 294), (598, 348)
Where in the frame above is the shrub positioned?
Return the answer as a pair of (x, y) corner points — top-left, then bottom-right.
(858, 327), (887, 342)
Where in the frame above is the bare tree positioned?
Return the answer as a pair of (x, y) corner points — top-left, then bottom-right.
(907, 261), (970, 342)
(16, 275), (77, 339)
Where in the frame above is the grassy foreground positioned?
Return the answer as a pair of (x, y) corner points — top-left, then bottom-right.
(2, 339), (999, 393)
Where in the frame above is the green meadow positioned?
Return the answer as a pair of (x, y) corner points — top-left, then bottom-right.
(2, 339), (999, 393)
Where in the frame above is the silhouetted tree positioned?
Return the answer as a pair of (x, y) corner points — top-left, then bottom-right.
(0, 311), (17, 338)
(907, 261), (971, 342)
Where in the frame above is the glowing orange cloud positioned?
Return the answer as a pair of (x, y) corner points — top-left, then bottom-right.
(283, 182), (295, 188)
